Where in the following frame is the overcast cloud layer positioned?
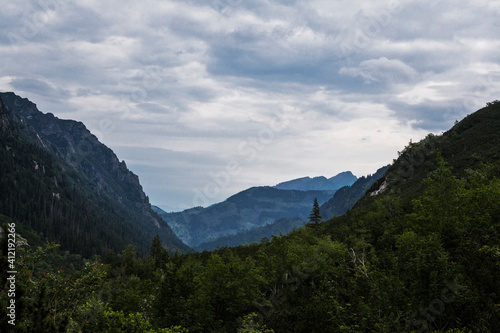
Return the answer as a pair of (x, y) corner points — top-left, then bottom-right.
(1, 0), (500, 211)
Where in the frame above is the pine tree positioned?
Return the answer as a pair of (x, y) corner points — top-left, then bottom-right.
(308, 198), (322, 224)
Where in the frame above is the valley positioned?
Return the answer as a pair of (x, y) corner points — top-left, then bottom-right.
(1, 93), (500, 332)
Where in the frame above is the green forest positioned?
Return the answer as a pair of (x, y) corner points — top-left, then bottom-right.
(1, 101), (500, 332)
(1, 156), (499, 332)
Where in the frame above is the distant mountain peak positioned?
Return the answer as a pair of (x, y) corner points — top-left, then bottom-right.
(274, 171), (357, 191)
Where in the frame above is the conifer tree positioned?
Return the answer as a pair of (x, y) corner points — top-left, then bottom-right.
(308, 198), (322, 224)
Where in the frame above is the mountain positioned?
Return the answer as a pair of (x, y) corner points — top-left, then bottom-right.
(366, 100), (500, 201)
(190, 168), (386, 250)
(0, 92), (188, 256)
(154, 171), (357, 249)
(320, 165), (389, 220)
(274, 171), (357, 191)
(154, 187), (335, 247)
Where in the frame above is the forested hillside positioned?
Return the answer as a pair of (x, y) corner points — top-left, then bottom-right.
(1, 101), (500, 332)
(0, 93), (188, 257)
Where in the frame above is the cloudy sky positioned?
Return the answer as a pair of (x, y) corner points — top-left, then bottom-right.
(1, 0), (500, 211)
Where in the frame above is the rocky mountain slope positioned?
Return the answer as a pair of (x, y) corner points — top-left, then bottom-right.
(0, 92), (188, 256)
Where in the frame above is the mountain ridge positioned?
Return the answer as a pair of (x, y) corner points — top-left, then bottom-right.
(274, 171), (357, 191)
(0, 92), (189, 256)
(155, 186), (336, 247)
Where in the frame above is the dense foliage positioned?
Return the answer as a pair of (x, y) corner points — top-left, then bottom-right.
(1, 155), (499, 332)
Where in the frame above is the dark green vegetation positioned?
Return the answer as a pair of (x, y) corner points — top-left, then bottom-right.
(0, 92), (188, 257)
(1, 100), (500, 332)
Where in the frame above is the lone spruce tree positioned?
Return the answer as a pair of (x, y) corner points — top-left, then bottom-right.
(308, 198), (322, 224)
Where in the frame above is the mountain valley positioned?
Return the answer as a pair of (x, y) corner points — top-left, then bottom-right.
(1, 93), (500, 332)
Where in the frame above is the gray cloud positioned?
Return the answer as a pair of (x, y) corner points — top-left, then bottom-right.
(339, 57), (417, 84)
(386, 98), (468, 131)
(10, 78), (71, 99)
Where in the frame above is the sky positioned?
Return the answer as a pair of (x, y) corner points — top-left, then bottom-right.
(1, 0), (500, 212)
